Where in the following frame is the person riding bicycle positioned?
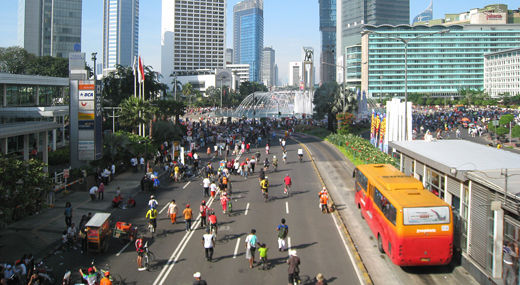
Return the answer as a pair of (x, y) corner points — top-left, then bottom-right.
(220, 192), (230, 213)
(282, 150), (287, 164)
(297, 148), (303, 162)
(79, 266), (97, 285)
(146, 207), (158, 232)
(272, 156), (278, 170)
(148, 195), (158, 209)
(208, 211), (218, 234)
(287, 250), (301, 285)
(319, 187), (329, 214)
(263, 157), (270, 170)
(284, 174), (292, 195)
(135, 236), (146, 271)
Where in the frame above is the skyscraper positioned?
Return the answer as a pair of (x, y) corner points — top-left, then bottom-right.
(103, 0), (139, 73)
(412, 1), (433, 25)
(18, 0), (82, 58)
(161, 0), (226, 85)
(262, 47), (275, 87)
(233, 0), (264, 82)
(289, 62), (302, 87)
(226, 48), (234, 65)
(319, 0), (336, 83)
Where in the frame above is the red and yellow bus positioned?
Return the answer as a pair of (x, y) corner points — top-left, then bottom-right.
(353, 164), (453, 266)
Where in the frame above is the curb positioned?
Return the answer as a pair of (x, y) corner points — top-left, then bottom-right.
(292, 135), (373, 285)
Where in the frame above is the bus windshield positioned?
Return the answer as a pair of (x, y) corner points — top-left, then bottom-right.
(403, 206), (450, 225)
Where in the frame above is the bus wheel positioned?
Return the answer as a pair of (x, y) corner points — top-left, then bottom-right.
(377, 234), (384, 254)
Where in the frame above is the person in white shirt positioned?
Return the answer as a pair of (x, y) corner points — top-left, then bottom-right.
(148, 195), (158, 209)
(89, 186), (98, 200)
(202, 177), (211, 197)
(202, 228), (215, 262)
(167, 199), (178, 224)
(111, 164), (116, 180)
(210, 182), (218, 198)
(140, 157), (145, 170)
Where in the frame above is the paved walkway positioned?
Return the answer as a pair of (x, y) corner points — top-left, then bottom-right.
(0, 167), (159, 262)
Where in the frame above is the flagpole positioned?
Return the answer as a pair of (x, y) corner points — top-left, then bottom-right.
(133, 56), (137, 98)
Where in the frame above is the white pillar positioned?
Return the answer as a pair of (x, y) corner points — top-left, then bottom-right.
(23, 135), (29, 161)
(492, 208), (504, 278)
(42, 131), (49, 173)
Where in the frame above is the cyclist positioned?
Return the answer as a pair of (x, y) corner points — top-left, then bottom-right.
(272, 155), (278, 171)
(148, 195), (158, 209)
(208, 211), (218, 235)
(318, 187), (328, 199)
(173, 164), (180, 182)
(135, 236), (146, 271)
(284, 174), (292, 195)
(265, 143), (270, 155)
(319, 191), (329, 214)
(287, 250), (301, 285)
(146, 207), (158, 232)
(282, 150), (287, 164)
(200, 201), (208, 228)
(100, 271), (112, 285)
(263, 157), (270, 171)
(297, 148), (303, 162)
(260, 176), (269, 201)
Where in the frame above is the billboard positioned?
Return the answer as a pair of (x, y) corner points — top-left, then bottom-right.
(73, 80), (103, 161)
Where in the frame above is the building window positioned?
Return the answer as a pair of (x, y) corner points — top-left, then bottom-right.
(425, 168), (445, 199)
(461, 184), (469, 253)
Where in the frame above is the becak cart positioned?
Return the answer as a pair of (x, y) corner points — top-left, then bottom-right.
(113, 221), (137, 242)
(85, 213), (112, 253)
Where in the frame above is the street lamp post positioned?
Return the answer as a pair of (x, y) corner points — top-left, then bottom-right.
(91, 52), (97, 79)
(362, 29), (450, 140)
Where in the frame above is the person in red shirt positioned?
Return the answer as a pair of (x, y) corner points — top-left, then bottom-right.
(283, 174), (292, 195)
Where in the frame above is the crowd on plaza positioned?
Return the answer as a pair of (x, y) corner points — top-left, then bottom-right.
(412, 105), (520, 141)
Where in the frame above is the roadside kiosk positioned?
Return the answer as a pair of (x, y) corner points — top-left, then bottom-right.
(85, 213), (112, 253)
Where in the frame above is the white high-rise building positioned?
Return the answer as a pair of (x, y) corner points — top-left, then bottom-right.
(226, 48), (234, 65)
(161, 0), (226, 87)
(18, 0), (82, 58)
(262, 47), (275, 87)
(289, 62), (302, 87)
(103, 0), (139, 74)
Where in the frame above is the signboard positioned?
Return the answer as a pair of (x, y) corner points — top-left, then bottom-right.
(94, 81), (103, 160)
(74, 80), (103, 161)
(63, 169), (70, 179)
(78, 120), (95, 130)
(78, 141), (95, 160)
(79, 101), (95, 110)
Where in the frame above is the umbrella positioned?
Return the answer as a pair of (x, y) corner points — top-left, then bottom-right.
(461, 118), (470, 122)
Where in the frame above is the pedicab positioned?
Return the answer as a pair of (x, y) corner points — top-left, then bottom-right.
(85, 213), (112, 253)
(113, 221), (138, 242)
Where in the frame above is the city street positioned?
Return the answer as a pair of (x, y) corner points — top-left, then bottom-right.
(45, 140), (361, 284)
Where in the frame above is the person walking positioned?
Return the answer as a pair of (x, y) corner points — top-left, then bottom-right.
(192, 272), (207, 285)
(97, 182), (105, 200)
(245, 229), (259, 269)
(167, 200), (178, 224)
(202, 176), (211, 197)
(277, 218), (289, 251)
(202, 228), (216, 262)
(287, 250), (301, 285)
(200, 201), (208, 228)
(64, 202), (73, 227)
(183, 204), (193, 232)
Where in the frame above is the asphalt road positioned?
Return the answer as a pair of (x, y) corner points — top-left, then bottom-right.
(57, 141), (361, 284)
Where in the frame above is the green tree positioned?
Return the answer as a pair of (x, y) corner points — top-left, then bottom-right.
(182, 82), (195, 105)
(151, 120), (185, 144)
(143, 65), (168, 101)
(0, 157), (53, 222)
(239, 81), (268, 98)
(0, 46), (34, 74)
(313, 82), (340, 131)
(512, 125), (520, 138)
(119, 97), (156, 134)
(26, 56), (69, 77)
(102, 65), (135, 106)
(154, 99), (186, 124)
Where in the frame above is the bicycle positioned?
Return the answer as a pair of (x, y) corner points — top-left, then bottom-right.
(143, 242), (155, 271)
(148, 220), (156, 234)
(298, 154), (303, 163)
(262, 189), (269, 202)
(209, 223), (218, 239)
(227, 197), (233, 215)
(284, 185), (291, 196)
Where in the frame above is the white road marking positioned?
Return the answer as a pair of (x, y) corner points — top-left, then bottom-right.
(116, 241), (131, 257)
(233, 238), (241, 259)
(285, 201), (289, 214)
(183, 181), (191, 189)
(159, 202), (169, 214)
(287, 236), (292, 253)
(244, 202), (250, 215)
(153, 190), (220, 285)
(331, 210), (365, 285)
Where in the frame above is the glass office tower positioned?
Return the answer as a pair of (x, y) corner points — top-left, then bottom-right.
(103, 0), (139, 72)
(233, 0), (264, 82)
(18, 0), (82, 58)
(319, 0), (336, 83)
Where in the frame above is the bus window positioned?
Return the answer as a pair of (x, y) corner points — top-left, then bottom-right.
(374, 187), (397, 225)
(403, 206), (450, 225)
(355, 169), (368, 192)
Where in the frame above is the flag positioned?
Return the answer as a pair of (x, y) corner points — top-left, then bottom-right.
(138, 56), (145, 84)
(132, 56), (137, 74)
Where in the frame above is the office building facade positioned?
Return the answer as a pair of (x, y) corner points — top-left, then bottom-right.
(18, 0), (82, 58)
(262, 47), (275, 87)
(233, 0), (264, 82)
(484, 48), (520, 98)
(226, 48), (234, 65)
(103, 0), (139, 73)
(319, 0), (336, 83)
(161, 0), (226, 87)
(336, 0), (409, 84)
(412, 0), (433, 25)
(289, 62), (302, 87)
(360, 24), (520, 98)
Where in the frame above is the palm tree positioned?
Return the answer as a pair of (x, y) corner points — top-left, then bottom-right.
(182, 82), (194, 106)
(119, 97), (156, 134)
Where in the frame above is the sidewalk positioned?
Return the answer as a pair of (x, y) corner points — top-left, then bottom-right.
(0, 167), (162, 262)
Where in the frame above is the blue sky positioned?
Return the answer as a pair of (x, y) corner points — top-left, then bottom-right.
(0, 0), (518, 83)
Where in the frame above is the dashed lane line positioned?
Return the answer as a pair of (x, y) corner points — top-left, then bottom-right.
(183, 181), (191, 189)
(244, 202), (250, 215)
(233, 238), (241, 258)
(285, 201), (289, 214)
